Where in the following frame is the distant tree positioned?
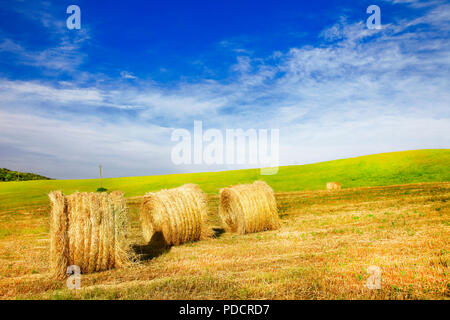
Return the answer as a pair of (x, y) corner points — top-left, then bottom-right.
(0, 168), (51, 182)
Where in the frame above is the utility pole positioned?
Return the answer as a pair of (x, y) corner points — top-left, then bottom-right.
(99, 164), (102, 188)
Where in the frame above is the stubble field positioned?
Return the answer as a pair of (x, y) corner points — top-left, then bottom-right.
(0, 182), (448, 299)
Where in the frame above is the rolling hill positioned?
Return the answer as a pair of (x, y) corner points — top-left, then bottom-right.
(0, 168), (50, 182)
(0, 149), (448, 212)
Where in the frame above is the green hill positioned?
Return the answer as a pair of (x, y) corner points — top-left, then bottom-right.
(0, 168), (50, 182)
(0, 149), (448, 212)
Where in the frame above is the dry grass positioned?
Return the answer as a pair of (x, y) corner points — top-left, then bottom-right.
(219, 181), (280, 234)
(0, 182), (448, 299)
(48, 191), (132, 279)
(140, 184), (209, 246)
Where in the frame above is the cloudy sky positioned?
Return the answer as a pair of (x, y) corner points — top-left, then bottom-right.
(0, 0), (449, 179)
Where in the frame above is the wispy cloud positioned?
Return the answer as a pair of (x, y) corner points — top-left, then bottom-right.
(120, 71), (137, 79)
(0, 0), (449, 178)
(0, 38), (85, 72)
(0, 1), (90, 73)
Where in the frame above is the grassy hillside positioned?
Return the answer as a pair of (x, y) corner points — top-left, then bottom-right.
(0, 149), (448, 212)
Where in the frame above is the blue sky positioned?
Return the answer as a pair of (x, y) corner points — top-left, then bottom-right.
(0, 0), (449, 179)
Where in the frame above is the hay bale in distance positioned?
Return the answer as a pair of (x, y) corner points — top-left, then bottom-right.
(326, 182), (341, 190)
(219, 181), (280, 234)
(48, 191), (131, 279)
(140, 184), (208, 246)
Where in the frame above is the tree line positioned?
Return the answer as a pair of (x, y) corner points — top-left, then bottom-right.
(0, 168), (51, 182)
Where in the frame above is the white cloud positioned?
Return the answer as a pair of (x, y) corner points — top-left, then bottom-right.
(0, 36), (86, 72)
(0, 80), (103, 105)
(120, 71), (137, 79)
(0, 1), (449, 178)
(0, 109), (174, 179)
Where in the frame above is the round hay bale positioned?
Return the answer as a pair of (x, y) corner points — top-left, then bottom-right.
(140, 184), (208, 246)
(326, 182), (341, 190)
(49, 191), (69, 280)
(219, 181), (280, 234)
(98, 192), (113, 270)
(87, 192), (101, 273)
(110, 191), (131, 268)
(48, 190), (131, 279)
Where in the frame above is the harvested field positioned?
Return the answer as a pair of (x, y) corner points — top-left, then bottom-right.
(0, 182), (448, 299)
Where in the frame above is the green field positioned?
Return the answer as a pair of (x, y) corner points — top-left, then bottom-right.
(1, 149), (449, 213)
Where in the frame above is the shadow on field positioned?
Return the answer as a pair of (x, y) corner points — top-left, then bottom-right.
(212, 227), (225, 238)
(132, 231), (171, 261)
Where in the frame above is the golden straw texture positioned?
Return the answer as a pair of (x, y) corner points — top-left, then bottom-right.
(219, 181), (280, 234)
(48, 191), (131, 279)
(49, 191), (69, 280)
(140, 184), (209, 246)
